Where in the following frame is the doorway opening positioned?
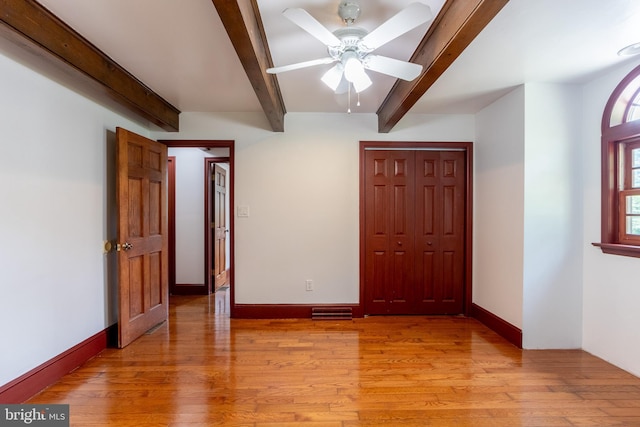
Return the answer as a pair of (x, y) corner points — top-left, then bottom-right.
(161, 139), (234, 316)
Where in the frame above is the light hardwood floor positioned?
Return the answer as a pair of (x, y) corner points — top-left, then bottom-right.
(28, 295), (640, 426)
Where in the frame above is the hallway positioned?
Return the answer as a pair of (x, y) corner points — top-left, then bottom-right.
(28, 296), (640, 426)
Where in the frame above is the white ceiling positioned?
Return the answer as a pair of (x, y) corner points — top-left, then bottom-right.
(28, 0), (640, 119)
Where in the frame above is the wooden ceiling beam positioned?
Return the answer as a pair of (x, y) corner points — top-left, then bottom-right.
(212, 0), (286, 132)
(0, 0), (181, 131)
(376, 0), (509, 133)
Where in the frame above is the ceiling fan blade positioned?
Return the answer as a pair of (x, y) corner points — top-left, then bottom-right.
(360, 3), (433, 51)
(364, 55), (423, 81)
(283, 8), (341, 47)
(267, 57), (335, 74)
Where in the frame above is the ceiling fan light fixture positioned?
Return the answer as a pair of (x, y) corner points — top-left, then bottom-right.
(321, 64), (344, 91)
(343, 55), (362, 80)
(343, 53), (371, 93)
(351, 69), (372, 93)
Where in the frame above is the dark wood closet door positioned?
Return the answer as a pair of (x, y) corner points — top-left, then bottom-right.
(414, 150), (465, 314)
(364, 150), (416, 315)
(363, 149), (466, 315)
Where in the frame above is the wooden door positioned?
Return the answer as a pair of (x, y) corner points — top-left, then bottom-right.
(363, 149), (466, 315)
(116, 127), (168, 348)
(213, 164), (228, 289)
(364, 150), (416, 314)
(414, 150), (465, 314)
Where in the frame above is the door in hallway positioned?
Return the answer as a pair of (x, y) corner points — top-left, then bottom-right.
(116, 128), (169, 347)
(363, 149), (466, 315)
(212, 164), (228, 289)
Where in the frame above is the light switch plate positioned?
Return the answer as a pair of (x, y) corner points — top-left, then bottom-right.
(237, 206), (250, 217)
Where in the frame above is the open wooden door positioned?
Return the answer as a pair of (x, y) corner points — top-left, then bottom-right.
(116, 127), (168, 348)
(213, 164), (228, 289)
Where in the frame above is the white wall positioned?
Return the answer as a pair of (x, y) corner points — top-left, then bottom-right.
(168, 147), (207, 285)
(475, 83), (585, 348)
(582, 59), (640, 377)
(522, 83), (583, 349)
(474, 87), (525, 329)
(475, 67), (640, 358)
(0, 52), (149, 386)
(153, 112), (475, 304)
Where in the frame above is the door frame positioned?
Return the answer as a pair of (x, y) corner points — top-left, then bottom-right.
(167, 156), (177, 294)
(359, 141), (474, 316)
(160, 139), (235, 315)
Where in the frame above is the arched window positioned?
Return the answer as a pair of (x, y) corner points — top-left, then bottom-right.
(595, 63), (640, 257)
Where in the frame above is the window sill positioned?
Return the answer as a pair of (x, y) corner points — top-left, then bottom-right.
(592, 242), (640, 258)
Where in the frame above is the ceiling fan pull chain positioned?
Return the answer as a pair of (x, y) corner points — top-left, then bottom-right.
(357, 91), (361, 107)
(347, 83), (352, 114)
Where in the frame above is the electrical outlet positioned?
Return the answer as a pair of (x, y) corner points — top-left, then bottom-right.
(305, 279), (313, 291)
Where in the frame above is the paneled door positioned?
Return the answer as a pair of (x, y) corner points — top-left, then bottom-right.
(213, 164), (228, 289)
(364, 150), (416, 314)
(363, 148), (467, 315)
(414, 150), (466, 314)
(116, 127), (169, 348)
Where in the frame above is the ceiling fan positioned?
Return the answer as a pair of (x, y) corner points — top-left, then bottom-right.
(266, 1), (433, 94)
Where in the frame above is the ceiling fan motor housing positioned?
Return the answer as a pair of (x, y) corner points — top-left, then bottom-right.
(328, 27), (370, 61)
